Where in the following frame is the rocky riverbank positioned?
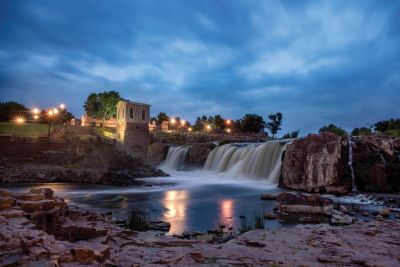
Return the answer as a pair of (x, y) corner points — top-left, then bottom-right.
(1, 188), (399, 266)
(0, 131), (167, 186)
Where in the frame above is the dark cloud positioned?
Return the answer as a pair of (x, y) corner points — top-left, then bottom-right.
(0, 0), (399, 135)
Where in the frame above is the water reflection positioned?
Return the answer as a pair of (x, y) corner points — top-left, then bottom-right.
(162, 190), (188, 234)
(220, 199), (234, 228)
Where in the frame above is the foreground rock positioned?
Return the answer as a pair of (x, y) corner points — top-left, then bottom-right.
(1, 188), (400, 266)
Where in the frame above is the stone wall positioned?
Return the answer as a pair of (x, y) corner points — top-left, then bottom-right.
(117, 122), (150, 159)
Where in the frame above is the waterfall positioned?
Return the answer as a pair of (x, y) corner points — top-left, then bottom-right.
(162, 146), (189, 170)
(203, 141), (288, 182)
(348, 136), (357, 192)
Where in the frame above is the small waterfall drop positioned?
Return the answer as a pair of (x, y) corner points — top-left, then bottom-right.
(348, 136), (357, 192)
(162, 146), (189, 170)
(204, 141), (288, 182)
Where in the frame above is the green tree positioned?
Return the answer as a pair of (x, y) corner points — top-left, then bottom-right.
(0, 101), (28, 122)
(319, 124), (347, 136)
(213, 115), (225, 130)
(374, 118), (400, 132)
(83, 91), (121, 120)
(351, 127), (372, 136)
(98, 91), (121, 120)
(193, 117), (203, 132)
(238, 114), (266, 136)
(282, 130), (299, 139)
(156, 112), (169, 125)
(266, 112), (283, 138)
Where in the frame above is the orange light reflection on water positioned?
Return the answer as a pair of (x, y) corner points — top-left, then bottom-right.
(162, 190), (188, 234)
(220, 199), (234, 228)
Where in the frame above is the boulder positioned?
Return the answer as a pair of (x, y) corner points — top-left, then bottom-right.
(30, 188), (54, 199)
(17, 200), (57, 212)
(330, 211), (355, 226)
(15, 193), (44, 201)
(145, 143), (167, 167)
(264, 212), (277, 220)
(280, 133), (352, 195)
(375, 208), (390, 217)
(188, 143), (216, 165)
(276, 192), (334, 216)
(0, 197), (16, 210)
(260, 192), (277, 200)
(352, 136), (400, 192)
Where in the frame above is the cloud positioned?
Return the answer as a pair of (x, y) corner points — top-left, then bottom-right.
(0, 0), (399, 135)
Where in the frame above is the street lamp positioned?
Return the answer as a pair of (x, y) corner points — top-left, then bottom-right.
(59, 103), (65, 110)
(181, 120), (186, 126)
(33, 115), (39, 120)
(32, 108), (40, 115)
(53, 108), (59, 114)
(16, 117), (25, 125)
(188, 127), (192, 132)
(170, 118), (176, 125)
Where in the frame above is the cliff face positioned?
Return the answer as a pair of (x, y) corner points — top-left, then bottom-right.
(280, 133), (351, 195)
(352, 136), (400, 192)
(280, 133), (400, 195)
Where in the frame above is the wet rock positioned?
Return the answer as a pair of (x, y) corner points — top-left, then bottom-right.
(352, 136), (400, 192)
(375, 208), (390, 217)
(0, 189), (13, 198)
(264, 212), (277, 220)
(188, 143), (216, 165)
(395, 213), (400, 219)
(260, 193), (277, 200)
(145, 143), (167, 167)
(331, 211), (354, 226)
(280, 132), (352, 195)
(30, 188), (54, 199)
(148, 221), (171, 232)
(276, 192), (334, 216)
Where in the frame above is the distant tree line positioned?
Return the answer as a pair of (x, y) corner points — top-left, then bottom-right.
(0, 101), (74, 123)
(319, 118), (400, 137)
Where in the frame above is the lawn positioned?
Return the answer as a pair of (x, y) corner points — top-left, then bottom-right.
(0, 122), (50, 138)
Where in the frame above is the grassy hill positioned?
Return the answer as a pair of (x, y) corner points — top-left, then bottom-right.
(0, 122), (50, 138)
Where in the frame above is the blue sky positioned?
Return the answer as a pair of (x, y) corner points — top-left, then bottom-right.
(1, 0), (399, 135)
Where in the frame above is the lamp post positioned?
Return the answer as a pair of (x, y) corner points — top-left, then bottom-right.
(48, 110), (54, 137)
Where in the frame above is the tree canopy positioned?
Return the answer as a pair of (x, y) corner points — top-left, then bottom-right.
(319, 124), (347, 136)
(266, 112), (283, 138)
(155, 112), (169, 125)
(351, 127), (372, 136)
(0, 101), (28, 122)
(83, 91), (121, 120)
(236, 114), (265, 135)
(282, 130), (299, 139)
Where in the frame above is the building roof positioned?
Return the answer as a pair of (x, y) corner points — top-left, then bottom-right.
(118, 99), (151, 107)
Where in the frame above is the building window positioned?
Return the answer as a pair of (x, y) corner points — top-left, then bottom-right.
(142, 109), (146, 120)
(130, 108), (133, 118)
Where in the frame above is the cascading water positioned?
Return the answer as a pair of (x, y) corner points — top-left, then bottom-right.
(203, 141), (288, 182)
(348, 136), (357, 192)
(162, 146), (189, 170)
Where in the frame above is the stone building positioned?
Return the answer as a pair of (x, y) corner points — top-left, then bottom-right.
(116, 100), (151, 158)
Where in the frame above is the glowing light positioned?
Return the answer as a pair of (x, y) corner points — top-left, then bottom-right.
(33, 115), (39, 120)
(16, 117), (25, 124)
(206, 125), (212, 130)
(226, 128), (232, 133)
(32, 108), (40, 114)
(59, 103), (65, 109)
(48, 110), (54, 116)
(226, 119), (231, 125)
(170, 118), (176, 124)
(188, 127), (192, 132)
(53, 108), (59, 114)
(181, 120), (186, 126)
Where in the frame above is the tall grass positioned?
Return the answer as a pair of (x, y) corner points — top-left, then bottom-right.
(126, 209), (151, 231)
